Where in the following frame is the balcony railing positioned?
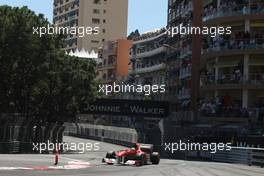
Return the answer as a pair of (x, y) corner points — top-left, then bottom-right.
(133, 30), (166, 43)
(178, 89), (191, 100)
(132, 63), (166, 74)
(102, 75), (116, 81)
(179, 66), (192, 79)
(199, 106), (258, 119)
(169, 2), (193, 21)
(203, 38), (264, 55)
(97, 62), (116, 69)
(180, 45), (192, 59)
(200, 74), (264, 86)
(203, 6), (264, 22)
(132, 46), (166, 59)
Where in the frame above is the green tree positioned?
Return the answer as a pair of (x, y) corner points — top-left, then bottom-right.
(0, 6), (97, 143)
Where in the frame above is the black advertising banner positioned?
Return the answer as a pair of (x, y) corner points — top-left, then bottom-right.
(82, 99), (170, 117)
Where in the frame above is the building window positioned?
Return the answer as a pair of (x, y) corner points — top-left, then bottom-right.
(103, 9), (106, 13)
(102, 29), (106, 33)
(103, 19), (106, 23)
(93, 9), (100, 14)
(91, 40), (99, 44)
(94, 0), (101, 4)
(92, 18), (100, 24)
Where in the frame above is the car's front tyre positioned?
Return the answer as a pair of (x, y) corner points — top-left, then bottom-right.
(106, 151), (116, 159)
(151, 152), (160, 165)
(135, 154), (145, 166)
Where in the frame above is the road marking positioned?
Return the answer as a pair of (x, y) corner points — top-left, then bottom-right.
(0, 152), (92, 171)
(0, 167), (32, 171)
(68, 161), (90, 165)
(59, 156), (84, 162)
(0, 161), (91, 171)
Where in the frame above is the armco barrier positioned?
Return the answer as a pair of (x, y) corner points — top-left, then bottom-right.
(212, 148), (251, 165)
(185, 147), (264, 167)
(0, 141), (20, 153)
(250, 149), (264, 167)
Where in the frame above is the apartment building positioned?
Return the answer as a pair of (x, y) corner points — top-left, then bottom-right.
(166, 0), (264, 135)
(97, 39), (132, 84)
(159, 1), (264, 154)
(53, 0), (128, 52)
(128, 29), (167, 101)
(167, 0), (202, 120)
(200, 0), (264, 120)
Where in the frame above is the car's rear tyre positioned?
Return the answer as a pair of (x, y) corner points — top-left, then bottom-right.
(151, 152), (160, 165)
(106, 151), (116, 159)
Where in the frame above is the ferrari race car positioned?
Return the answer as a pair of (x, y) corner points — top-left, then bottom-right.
(102, 143), (160, 166)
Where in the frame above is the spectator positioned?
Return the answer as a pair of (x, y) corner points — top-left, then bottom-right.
(241, 108), (249, 118)
(203, 31), (264, 51)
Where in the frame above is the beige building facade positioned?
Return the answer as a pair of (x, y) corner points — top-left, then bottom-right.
(53, 0), (128, 52)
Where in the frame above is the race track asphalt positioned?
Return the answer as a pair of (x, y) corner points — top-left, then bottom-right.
(0, 136), (263, 176)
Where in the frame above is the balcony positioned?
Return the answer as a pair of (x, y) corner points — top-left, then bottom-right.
(203, 38), (264, 59)
(179, 66), (191, 79)
(132, 63), (166, 74)
(203, 5), (264, 23)
(178, 89), (191, 100)
(200, 74), (264, 90)
(199, 100), (257, 122)
(97, 62), (116, 70)
(104, 47), (117, 56)
(133, 31), (166, 45)
(68, 14), (78, 21)
(180, 47), (192, 59)
(132, 46), (166, 59)
(168, 1), (193, 22)
(101, 74), (116, 83)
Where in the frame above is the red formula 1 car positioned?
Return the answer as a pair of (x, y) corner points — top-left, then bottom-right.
(102, 143), (160, 166)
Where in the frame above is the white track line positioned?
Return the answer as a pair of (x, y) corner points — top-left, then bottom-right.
(0, 155), (90, 171)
